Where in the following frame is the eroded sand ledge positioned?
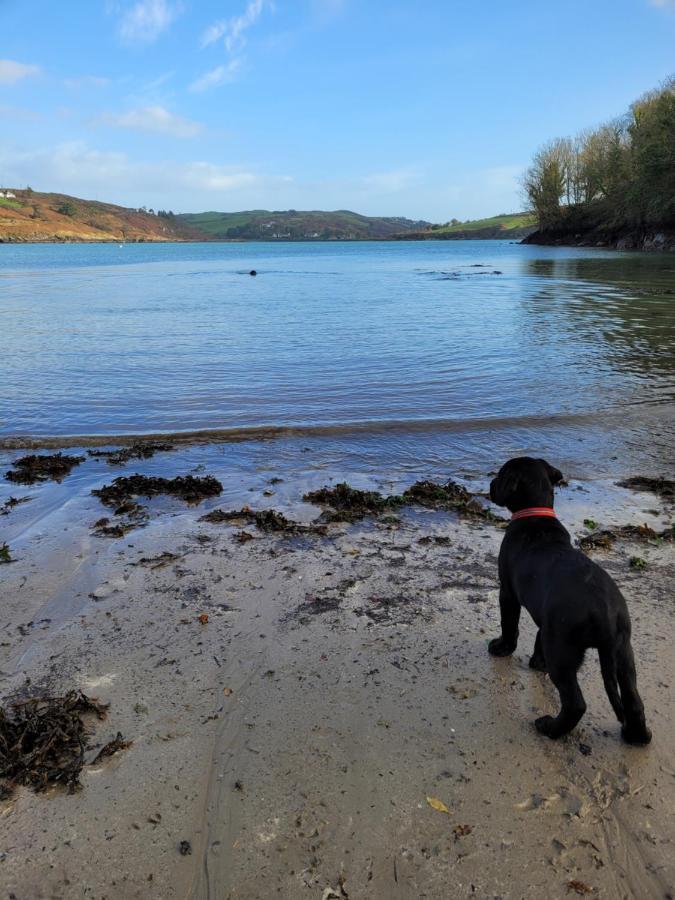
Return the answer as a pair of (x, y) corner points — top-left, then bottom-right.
(0, 473), (673, 899)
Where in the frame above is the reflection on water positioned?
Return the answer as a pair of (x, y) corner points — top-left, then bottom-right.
(0, 240), (673, 476)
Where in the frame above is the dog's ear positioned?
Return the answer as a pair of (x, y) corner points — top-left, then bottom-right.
(540, 459), (564, 486)
(492, 469), (520, 506)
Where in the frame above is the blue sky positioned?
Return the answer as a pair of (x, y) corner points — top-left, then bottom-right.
(1, 0), (673, 220)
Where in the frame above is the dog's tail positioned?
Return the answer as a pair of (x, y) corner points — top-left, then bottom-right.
(599, 644), (625, 724)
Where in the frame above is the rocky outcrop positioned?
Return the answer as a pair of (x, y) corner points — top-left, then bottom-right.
(523, 226), (675, 252)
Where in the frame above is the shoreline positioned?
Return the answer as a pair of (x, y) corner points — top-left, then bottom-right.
(1, 407), (661, 451)
(1, 453), (673, 898)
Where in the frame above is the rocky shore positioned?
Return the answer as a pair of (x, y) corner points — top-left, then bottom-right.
(523, 227), (675, 252)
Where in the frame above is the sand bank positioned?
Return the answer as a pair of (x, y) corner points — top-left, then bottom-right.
(0, 461), (673, 899)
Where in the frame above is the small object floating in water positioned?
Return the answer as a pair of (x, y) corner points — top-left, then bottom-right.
(249, 269), (257, 276)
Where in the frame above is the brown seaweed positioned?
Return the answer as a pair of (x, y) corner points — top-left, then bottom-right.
(1, 496), (32, 515)
(200, 506), (326, 535)
(617, 476), (674, 499)
(304, 479), (503, 524)
(303, 483), (404, 522)
(579, 523), (673, 551)
(93, 474), (222, 508)
(87, 442), (174, 466)
(0, 691), (117, 797)
(5, 453), (85, 485)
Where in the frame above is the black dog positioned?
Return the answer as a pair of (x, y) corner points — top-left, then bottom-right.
(488, 456), (651, 744)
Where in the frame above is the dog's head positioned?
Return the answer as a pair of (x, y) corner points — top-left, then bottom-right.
(489, 457), (564, 513)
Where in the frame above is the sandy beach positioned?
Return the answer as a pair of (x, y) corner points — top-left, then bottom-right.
(0, 451), (673, 900)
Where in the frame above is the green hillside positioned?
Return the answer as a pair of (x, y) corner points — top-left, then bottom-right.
(392, 212), (536, 241)
(178, 209), (431, 240)
(434, 212), (536, 235)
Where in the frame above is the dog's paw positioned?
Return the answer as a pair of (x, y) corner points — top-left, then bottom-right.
(488, 637), (516, 657)
(534, 715), (560, 739)
(621, 723), (652, 746)
(529, 654), (547, 672)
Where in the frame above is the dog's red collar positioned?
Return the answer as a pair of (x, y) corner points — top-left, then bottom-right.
(510, 507), (557, 521)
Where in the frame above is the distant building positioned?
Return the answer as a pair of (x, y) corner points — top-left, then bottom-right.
(0, 190), (17, 198)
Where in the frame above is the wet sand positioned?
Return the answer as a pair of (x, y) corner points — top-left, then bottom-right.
(0, 464), (673, 899)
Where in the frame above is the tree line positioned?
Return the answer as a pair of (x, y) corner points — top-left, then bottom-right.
(523, 77), (674, 232)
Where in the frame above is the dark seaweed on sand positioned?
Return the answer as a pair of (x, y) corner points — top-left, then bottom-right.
(303, 479), (503, 524)
(87, 442), (175, 466)
(303, 483), (404, 522)
(579, 522), (674, 551)
(402, 479), (503, 521)
(93, 474), (223, 508)
(617, 476), (674, 500)
(5, 453), (85, 485)
(0, 691), (112, 796)
(200, 507), (326, 534)
(1, 496), (31, 516)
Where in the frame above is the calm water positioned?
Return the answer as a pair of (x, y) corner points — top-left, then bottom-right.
(1, 240), (673, 477)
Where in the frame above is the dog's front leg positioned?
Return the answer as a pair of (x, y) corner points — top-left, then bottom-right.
(488, 585), (520, 656)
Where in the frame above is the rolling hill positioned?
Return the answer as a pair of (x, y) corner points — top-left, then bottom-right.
(0, 189), (532, 243)
(0, 190), (198, 243)
(177, 209), (432, 240)
(392, 212), (537, 240)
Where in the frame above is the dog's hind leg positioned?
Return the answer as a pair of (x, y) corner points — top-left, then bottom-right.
(529, 630), (547, 671)
(616, 638), (652, 745)
(534, 642), (587, 739)
(488, 585), (520, 657)
(598, 644), (624, 724)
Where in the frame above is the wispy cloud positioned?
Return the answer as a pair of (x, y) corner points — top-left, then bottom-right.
(310, 0), (347, 25)
(189, 59), (243, 92)
(115, 0), (182, 44)
(361, 168), (421, 193)
(649, 0), (675, 6)
(201, 0), (267, 51)
(64, 75), (111, 90)
(0, 141), (289, 205)
(0, 60), (41, 85)
(98, 105), (202, 138)
(200, 20), (227, 48)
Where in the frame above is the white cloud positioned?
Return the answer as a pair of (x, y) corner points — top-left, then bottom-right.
(0, 141), (289, 208)
(116, 0), (181, 44)
(98, 105), (202, 138)
(649, 0), (675, 6)
(201, 0), (267, 52)
(189, 59), (243, 92)
(0, 60), (41, 85)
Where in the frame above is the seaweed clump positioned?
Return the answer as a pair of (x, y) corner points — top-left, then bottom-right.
(5, 453), (85, 485)
(93, 474), (222, 509)
(91, 474), (222, 537)
(304, 479), (503, 524)
(303, 483), (403, 523)
(579, 523), (673, 551)
(402, 479), (502, 522)
(0, 691), (129, 797)
(87, 442), (174, 466)
(200, 506), (326, 535)
(617, 476), (674, 500)
(1, 496), (31, 516)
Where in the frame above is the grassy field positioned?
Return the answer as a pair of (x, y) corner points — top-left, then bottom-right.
(434, 212), (536, 234)
(0, 197), (23, 209)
